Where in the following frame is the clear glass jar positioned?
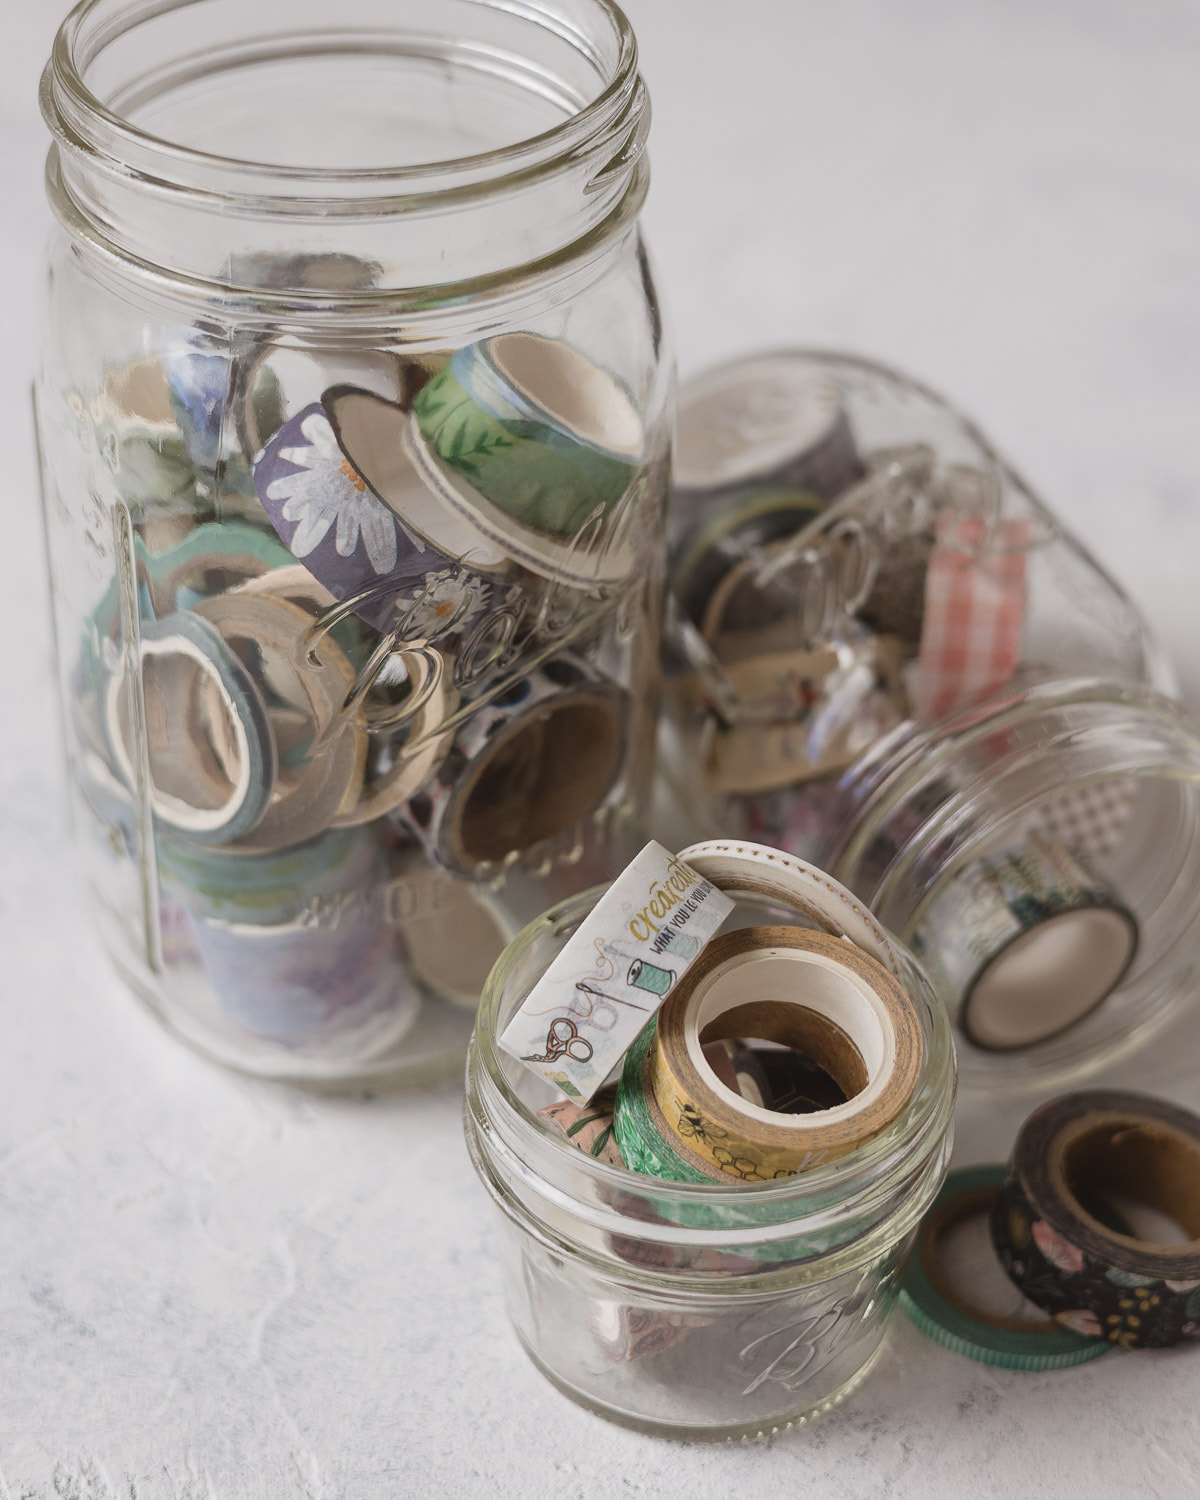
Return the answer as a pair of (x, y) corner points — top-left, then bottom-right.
(36, 0), (671, 1083)
(464, 884), (955, 1439)
(663, 351), (1198, 1087)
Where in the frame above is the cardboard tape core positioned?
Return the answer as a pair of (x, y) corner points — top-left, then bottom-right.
(1055, 1115), (1200, 1248)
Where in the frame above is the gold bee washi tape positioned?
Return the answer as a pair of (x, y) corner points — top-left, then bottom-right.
(646, 925), (923, 1179)
(912, 834), (1138, 1051)
(991, 1090), (1200, 1349)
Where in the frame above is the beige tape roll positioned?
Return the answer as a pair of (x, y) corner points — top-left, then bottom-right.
(648, 925), (924, 1178)
(194, 592), (367, 852)
(676, 838), (903, 978)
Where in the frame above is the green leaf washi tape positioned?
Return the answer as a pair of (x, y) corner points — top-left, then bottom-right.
(899, 1163), (1112, 1370)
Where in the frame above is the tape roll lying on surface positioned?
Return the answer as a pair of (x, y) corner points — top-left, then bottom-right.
(900, 1164), (1112, 1370)
(991, 1090), (1200, 1348)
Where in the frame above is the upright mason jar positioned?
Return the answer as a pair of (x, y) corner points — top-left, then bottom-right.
(465, 883), (955, 1439)
(664, 351), (1200, 1087)
(36, 0), (671, 1082)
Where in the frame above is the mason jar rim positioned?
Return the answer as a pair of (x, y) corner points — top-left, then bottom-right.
(42, 0), (641, 205)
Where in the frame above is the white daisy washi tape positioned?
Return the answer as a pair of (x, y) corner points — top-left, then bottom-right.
(912, 834), (1138, 1051)
(254, 394), (498, 636)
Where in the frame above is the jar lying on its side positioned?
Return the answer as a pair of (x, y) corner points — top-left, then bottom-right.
(36, 0), (671, 1083)
(464, 885), (955, 1440)
(663, 351), (1199, 1086)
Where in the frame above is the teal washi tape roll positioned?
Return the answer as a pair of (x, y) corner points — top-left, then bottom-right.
(413, 332), (644, 539)
(899, 1163), (1112, 1370)
(912, 834), (1139, 1051)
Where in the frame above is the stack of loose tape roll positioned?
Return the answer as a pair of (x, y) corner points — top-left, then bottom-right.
(72, 297), (665, 1070)
(502, 838), (933, 1363)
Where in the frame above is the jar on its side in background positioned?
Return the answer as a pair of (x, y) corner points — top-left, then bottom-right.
(36, 0), (671, 1083)
(464, 884), (955, 1439)
(662, 351), (1197, 1086)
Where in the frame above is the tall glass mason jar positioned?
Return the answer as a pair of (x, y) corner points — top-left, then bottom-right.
(663, 351), (1200, 1089)
(36, 0), (671, 1083)
(465, 885), (955, 1439)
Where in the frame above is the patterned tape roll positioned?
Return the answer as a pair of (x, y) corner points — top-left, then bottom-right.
(538, 1088), (626, 1167)
(912, 834), (1138, 1052)
(991, 1091), (1200, 1349)
(643, 926), (923, 1179)
(192, 592), (367, 852)
(899, 1164), (1112, 1370)
(914, 511), (1029, 723)
(414, 332), (644, 539)
(675, 839), (904, 978)
(673, 355), (863, 500)
(701, 638), (908, 796)
(670, 489), (827, 630)
(254, 395), (497, 635)
(103, 611), (276, 844)
(389, 858), (514, 1010)
(403, 656), (628, 877)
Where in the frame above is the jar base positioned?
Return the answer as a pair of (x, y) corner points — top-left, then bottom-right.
(514, 1329), (885, 1442)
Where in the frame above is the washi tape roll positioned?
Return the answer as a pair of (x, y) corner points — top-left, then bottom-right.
(991, 1091), (1200, 1348)
(912, 834), (1138, 1051)
(899, 1164), (1112, 1369)
(413, 332), (644, 538)
(389, 859), (513, 1010)
(192, 592), (367, 851)
(403, 657), (628, 876)
(643, 925), (923, 1179)
(237, 343), (406, 460)
(702, 637), (908, 795)
(254, 396), (495, 635)
(674, 355), (863, 501)
(675, 838), (904, 978)
(539, 1088), (626, 1167)
(670, 489), (827, 631)
(913, 511), (1029, 723)
(103, 610), (276, 844)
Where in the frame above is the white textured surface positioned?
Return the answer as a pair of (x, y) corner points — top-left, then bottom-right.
(4, 1), (1200, 1494)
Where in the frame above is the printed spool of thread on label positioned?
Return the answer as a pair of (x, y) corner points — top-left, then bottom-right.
(498, 841), (736, 1101)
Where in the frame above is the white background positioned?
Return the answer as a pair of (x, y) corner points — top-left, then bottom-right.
(3, 1), (1200, 1495)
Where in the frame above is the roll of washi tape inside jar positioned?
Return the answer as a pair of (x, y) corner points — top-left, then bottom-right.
(236, 341), (407, 460)
(191, 591), (368, 852)
(538, 1088), (626, 1167)
(401, 656), (628, 876)
(616, 925), (923, 1182)
(912, 834), (1138, 1051)
(414, 332), (644, 538)
(103, 610), (277, 845)
(673, 354), (863, 503)
(389, 858), (513, 1010)
(254, 394), (497, 635)
(899, 1164), (1112, 1370)
(991, 1091), (1200, 1349)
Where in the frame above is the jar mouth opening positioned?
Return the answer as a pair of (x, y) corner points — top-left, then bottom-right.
(44, 0), (640, 201)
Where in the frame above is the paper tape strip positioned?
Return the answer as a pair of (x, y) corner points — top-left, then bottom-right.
(676, 839), (903, 978)
(991, 1090), (1200, 1349)
(899, 1164), (1112, 1370)
(646, 926), (923, 1179)
(499, 841), (736, 1102)
(912, 834), (1138, 1051)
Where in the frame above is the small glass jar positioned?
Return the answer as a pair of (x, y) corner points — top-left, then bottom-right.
(663, 351), (1199, 1086)
(36, 0), (671, 1083)
(464, 885), (955, 1439)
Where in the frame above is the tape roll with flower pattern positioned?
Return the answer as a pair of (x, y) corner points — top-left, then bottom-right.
(991, 1090), (1200, 1349)
(616, 924), (923, 1183)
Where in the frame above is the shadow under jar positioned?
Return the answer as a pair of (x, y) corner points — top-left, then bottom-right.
(36, 0), (672, 1083)
(662, 351), (1200, 1089)
(464, 885), (955, 1440)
